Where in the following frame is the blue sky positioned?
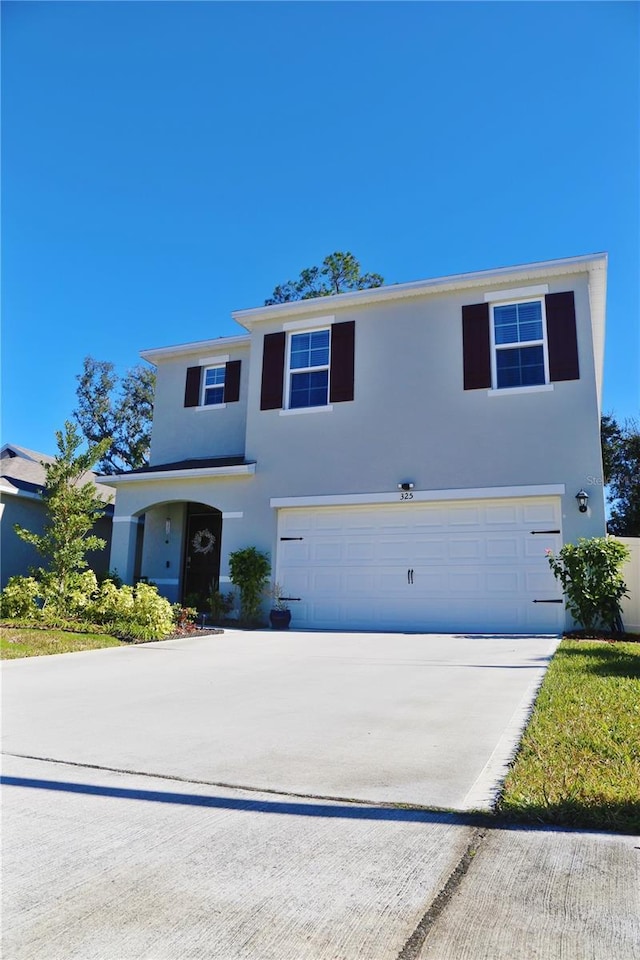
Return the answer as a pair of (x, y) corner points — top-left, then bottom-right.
(2, 0), (638, 457)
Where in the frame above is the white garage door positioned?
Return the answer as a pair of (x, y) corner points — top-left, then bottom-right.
(276, 497), (564, 633)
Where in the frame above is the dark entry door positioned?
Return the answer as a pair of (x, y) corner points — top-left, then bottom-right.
(182, 509), (222, 607)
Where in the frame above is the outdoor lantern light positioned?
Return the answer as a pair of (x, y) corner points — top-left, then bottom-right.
(576, 490), (589, 513)
(398, 482), (414, 491)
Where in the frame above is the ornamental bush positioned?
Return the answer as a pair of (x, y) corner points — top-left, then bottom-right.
(1, 573), (176, 641)
(547, 537), (630, 631)
(86, 580), (135, 624)
(85, 580), (174, 640)
(0, 576), (41, 619)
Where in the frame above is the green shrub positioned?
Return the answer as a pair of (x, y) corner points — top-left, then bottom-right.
(228, 547), (271, 625)
(61, 570), (99, 618)
(130, 582), (175, 637)
(209, 589), (234, 621)
(0, 576), (41, 619)
(547, 537), (630, 631)
(85, 580), (174, 639)
(87, 580), (135, 623)
(2, 571), (175, 642)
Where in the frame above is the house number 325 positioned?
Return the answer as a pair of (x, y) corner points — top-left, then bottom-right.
(400, 491), (414, 501)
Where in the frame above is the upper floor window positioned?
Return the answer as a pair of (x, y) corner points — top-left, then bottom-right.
(462, 291), (579, 393)
(260, 320), (355, 412)
(287, 329), (330, 408)
(203, 365), (226, 405)
(184, 359), (241, 408)
(492, 300), (547, 389)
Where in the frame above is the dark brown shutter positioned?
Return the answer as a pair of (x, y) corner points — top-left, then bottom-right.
(462, 303), (491, 389)
(184, 366), (202, 407)
(546, 291), (579, 382)
(224, 360), (241, 403)
(260, 332), (286, 410)
(329, 320), (355, 403)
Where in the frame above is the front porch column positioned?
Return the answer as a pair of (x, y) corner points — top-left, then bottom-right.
(109, 516), (139, 585)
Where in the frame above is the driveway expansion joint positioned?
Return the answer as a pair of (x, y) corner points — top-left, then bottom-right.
(2, 752), (491, 823)
(396, 827), (488, 960)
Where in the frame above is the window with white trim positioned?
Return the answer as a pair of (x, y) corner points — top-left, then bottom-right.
(286, 329), (330, 408)
(491, 299), (548, 389)
(203, 365), (226, 405)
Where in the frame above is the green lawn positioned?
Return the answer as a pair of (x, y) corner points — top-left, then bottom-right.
(0, 625), (124, 659)
(497, 639), (640, 833)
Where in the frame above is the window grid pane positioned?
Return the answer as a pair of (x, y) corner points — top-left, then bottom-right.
(204, 366), (225, 405)
(496, 346), (545, 388)
(494, 301), (543, 345)
(290, 330), (330, 370)
(289, 370), (329, 408)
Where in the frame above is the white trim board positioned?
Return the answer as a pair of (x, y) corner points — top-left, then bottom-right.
(100, 464), (256, 485)
(271, 484), (566, 509)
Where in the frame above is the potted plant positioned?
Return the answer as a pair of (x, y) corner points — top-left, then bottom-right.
(269, 583), (291, 630)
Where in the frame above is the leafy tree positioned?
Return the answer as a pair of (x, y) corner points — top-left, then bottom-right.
(74, 357), (155, 474)
(265, 251), (384, 305)
(601, 414), (640, 536)
(14, 422), (112, 613)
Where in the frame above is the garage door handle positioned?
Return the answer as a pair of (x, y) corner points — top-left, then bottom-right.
(407, 568), (414, 585)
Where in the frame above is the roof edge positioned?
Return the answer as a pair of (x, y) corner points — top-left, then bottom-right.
(140, 334), (250, 364)
(232, 253), (608, 328)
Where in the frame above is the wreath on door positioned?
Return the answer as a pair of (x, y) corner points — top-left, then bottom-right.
(192, 529), (216, 555)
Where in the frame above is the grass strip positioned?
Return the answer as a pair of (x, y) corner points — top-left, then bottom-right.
(1, 626), (124, 659)
(497, 639), (640, 833)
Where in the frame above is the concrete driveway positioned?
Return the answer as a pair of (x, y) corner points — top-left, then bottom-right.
(2, 629), (558, 809)
(4, 630), (637, 959)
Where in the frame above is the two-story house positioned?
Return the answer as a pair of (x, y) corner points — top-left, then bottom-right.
(101, 253), (607, 633)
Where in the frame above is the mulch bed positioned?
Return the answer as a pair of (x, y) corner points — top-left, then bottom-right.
(564, 630), (640, 644)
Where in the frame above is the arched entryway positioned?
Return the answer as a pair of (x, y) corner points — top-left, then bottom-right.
(182, 504), (222, 607)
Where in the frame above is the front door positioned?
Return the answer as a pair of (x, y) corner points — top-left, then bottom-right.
(182, 509), (222, 608)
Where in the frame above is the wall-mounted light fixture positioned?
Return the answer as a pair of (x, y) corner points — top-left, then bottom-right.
(576, 490), (589, 513)
(398, 482), (414, 491)
(165, 518), (171, 541)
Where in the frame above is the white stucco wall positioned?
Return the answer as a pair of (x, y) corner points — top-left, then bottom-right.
(148, 341), (250, 465)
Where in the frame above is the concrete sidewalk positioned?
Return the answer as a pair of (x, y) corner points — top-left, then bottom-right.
(2, 754), (638, 960)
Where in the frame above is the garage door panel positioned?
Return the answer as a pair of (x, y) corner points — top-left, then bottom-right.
(447, 505), (482, 526)
(484, 504), (519, 525)
(279, 541), (310, 563)
(485, 536), (520, 559)
(346, 542), (376, 561)
(378, 538), (411, 561)
(276, 497), (564, 633)
(485, 571), (520, 593)
(447, 571), (482, 593)
(310, 542), (343, 562)
(523, 502), (560, 524)
(526, 570), (560, 594)
(413, 539), (447, 562)
(344, 573), (377, 594)
(448, 539), (482, 560)
(525, 535), (559, 558)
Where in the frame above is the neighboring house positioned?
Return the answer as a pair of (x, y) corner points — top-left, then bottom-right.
(101, 253), (608, 633)
(0, 444), (115, 589)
